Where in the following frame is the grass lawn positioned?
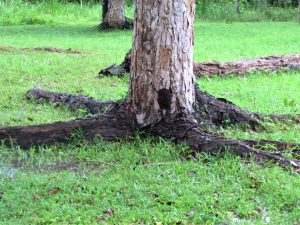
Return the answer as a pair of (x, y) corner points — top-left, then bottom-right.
(0, 19), (300, 224)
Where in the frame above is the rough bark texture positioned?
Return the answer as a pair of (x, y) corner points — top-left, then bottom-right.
(129, 0), (196, 126)
(98, 50), (300, 78)
(0, 102), (134, 149)
(100, 0), (133, 30)
(26, 87), (114, 114)
(0, 0), (299, 170)
(148, 114), (300, 168)
(26, 87), (300, 128)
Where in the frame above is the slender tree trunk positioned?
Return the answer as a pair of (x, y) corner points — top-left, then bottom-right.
(298, 0), (300, 24)
(236, 0), (240, 14)
(100, 0), (133, 29)
(128, 0), (196, 127)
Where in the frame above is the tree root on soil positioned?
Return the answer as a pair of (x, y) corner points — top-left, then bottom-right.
(0, 102), (299, 169)
(98, 50), (300, 78)
(0, 86), (299, 170)
(99, 17), (134, 30)
(26, 87), (300, 128)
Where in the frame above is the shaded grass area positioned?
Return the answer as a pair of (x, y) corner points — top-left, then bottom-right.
(0, 22), (300, 223)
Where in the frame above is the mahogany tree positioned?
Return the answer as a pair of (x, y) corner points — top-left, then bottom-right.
(1, 0), (299, 169)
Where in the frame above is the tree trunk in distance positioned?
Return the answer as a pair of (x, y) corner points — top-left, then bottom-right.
(128, 0), (196, 127)
(100, 0), (133, 30)
(236, 0), (240, 14)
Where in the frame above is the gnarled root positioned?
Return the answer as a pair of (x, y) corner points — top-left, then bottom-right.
(0, 102), (134, 149)
(98, 50), (300, 78)
(0, 104), (299, 169)
(26, 87), (115, 114)
(26, 87), (299, 129)
(148, 114), (300, 169)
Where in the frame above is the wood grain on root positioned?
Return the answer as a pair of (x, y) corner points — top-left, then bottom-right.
(26, 87), (114, 114)
(148, 115), (300, 168)
(0, 45), (80, 54)
(0, 102), (299, 169)
(0, 102), (134, 149)
(26, 87), (299, 128)
(98, 50), (300, 77)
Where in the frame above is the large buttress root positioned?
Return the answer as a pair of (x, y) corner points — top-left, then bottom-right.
(195, 87), (300, 126)
(148, 115), (300, 168)
(0, 102), (299, 169)
(0, 103), (134, 149)
(26, 87), (300, 129)
(98, 50), (300, 77)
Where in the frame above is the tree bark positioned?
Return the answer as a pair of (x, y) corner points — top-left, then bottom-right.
(0, 102), (134, 149)
(26, 87), (114, 114)
(0, 0), (299, 169)
(100, 0), (133, 30)
(98, 51), (300, 78)
(235, 0), (240, 14)
(128, 0), (196, 127)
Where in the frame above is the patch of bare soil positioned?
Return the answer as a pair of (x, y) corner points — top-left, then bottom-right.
(0, 45), (81, 54)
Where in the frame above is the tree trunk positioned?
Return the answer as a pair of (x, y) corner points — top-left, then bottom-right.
(298, 0), (300, 24)
(100, 0), (133, 29)
(0, 0), (299, 169)
(235, 0), (240, 14)
(128, 0), (196, 127)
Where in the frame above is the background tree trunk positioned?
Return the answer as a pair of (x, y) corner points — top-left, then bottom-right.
(298, 0), (300, 24)
(128, 0), (196, 127)
(236, 0), (240, 14)
(100, 0), (132, 29)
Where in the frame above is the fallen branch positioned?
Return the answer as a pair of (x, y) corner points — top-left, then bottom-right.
(98, 50), (300, 77)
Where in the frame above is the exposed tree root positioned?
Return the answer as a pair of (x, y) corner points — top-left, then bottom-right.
(98, 50), (300, 77)
(148, 114), (300, 168)
(0, 101), (299, 168)
(0, 45), (81, 54)
(0, 102), (134, 150)
(26, 87), (114, 114)
(26, 86), (299, 129)
(99, 17), (134, 30)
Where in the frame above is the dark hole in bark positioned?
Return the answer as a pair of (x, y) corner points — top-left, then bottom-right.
(158, 88), (172, 110)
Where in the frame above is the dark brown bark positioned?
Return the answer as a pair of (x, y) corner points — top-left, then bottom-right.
(26, 87), (114, 114)
(0, 0), (299, 171)
(98, 50), (300, 78)
(26, 87), (300, 128)
(100, 0), (133, 30)
(1, 103), (299, 168)
(147, 114), (300, 168)
(0, 102), (134, 150)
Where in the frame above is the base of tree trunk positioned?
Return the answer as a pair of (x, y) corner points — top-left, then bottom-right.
(1, 86), (299, 169)
(99, 17), (134, 30)
(1, 100), (299, 169)
(98, 50), (300, 77)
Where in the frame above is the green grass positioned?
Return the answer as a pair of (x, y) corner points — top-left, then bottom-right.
(0, 16), (300, 225)
(0, 0), (298, 25)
